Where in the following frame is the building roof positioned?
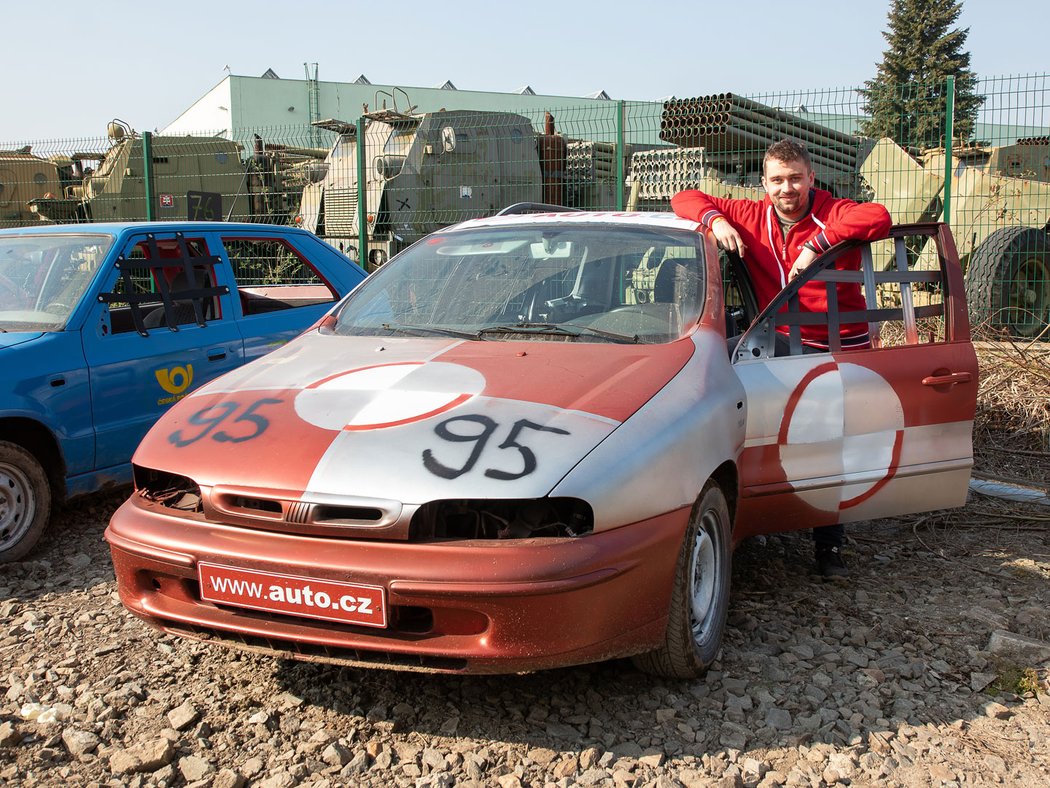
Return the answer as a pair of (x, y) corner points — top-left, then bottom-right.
(161, 73), (642, 148)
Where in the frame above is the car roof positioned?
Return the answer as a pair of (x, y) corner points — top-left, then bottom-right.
(446, 211), (703, 234)
(0, 221), (316, 238)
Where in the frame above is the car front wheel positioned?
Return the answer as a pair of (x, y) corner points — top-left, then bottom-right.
(0, 441), (52, 563)
(633, 480), (732, 678)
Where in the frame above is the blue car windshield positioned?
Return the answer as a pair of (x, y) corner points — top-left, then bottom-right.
(334, 224), (706, 344)
(0, 234), (114, 330)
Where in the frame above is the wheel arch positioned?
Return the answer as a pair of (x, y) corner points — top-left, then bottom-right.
(0, 417), (66, 504)
(632, 471), (734, 678)
(708, 460), (738, 525)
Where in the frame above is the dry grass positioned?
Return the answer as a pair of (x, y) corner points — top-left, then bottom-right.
(890, 335), (1050, 545)
(971, 336), (1050, 490)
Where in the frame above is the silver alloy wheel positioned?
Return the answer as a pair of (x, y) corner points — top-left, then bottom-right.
(689, 509), (720, 644)
(0, 460), (35, 551)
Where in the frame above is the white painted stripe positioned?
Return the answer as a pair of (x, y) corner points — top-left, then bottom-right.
(743, 436), (779, 449)
(765, 205), (786, 287)
(454, 212), (703, 232)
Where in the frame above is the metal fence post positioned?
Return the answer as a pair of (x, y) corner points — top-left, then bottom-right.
(306, 62), (320, 148)
(356, 116), (369, 270)
(942, 75), (955, 224)
(142, 131), (155, 221)
(616, 101), (625, 210)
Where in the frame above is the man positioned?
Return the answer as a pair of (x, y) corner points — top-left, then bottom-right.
(671, 139), (892, 579)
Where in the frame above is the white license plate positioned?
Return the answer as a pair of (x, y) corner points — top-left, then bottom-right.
(198, 562), (387, 628)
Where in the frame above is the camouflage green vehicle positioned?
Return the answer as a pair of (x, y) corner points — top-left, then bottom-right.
(860, 137), (1050, 338)
(29, 121), (250, 225)
(0, 148), (62, 226)
(297, 104), (543, 268)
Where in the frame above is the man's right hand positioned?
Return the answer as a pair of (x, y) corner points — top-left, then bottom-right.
(709, 217), (747, 256)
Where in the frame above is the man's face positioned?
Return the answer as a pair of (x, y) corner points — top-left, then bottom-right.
(762, 157), (815, 221)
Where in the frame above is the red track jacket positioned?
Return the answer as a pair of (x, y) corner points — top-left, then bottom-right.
(671, 187), (892, 347)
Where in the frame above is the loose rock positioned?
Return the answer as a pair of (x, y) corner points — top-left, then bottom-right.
(1, 491), (1047, 787)
(167, 700), (200, 731)
(60, 727), (100, 758)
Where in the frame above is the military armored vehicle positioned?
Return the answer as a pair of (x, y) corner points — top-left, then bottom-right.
(859, 137), (1050, 338)
(29, 121), (250, 224)
(0, 148), (62, 226)
(297, 106), (544, 267)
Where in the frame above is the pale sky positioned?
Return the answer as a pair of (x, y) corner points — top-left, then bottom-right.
(4, 0), (1046, 142)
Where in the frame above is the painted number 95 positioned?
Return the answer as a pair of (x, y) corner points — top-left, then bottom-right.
(422, 415), (569, 481)
(169, 398), (282, 447)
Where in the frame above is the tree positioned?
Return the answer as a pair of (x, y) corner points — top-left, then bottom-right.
(859, 0), (984, 149)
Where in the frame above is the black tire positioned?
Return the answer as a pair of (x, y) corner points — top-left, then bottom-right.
(0, 441), (52, 563)
(966, 226), (1050, 338)
(632, 481), (732, 679)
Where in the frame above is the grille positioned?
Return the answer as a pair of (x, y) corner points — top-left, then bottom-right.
(325, 188), (358, 235)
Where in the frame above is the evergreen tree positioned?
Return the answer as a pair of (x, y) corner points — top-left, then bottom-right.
(859, 0), (984, 149)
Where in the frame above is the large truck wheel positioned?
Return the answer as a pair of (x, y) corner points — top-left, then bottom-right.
(966, 226), (1050, 338)
(0, 441), (52, 563)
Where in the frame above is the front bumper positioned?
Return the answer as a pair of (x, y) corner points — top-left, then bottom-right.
(105, 496), (689, 674)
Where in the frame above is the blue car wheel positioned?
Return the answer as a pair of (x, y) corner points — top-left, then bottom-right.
(0, 441), (51, 563)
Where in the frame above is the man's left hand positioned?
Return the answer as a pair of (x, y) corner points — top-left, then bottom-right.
(789, 247), (819, 281)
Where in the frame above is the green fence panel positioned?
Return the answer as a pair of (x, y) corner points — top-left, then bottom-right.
(1, 74), (1047, 337)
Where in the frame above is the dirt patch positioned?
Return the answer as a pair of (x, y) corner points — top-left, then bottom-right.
(1, 491), (1047, 787)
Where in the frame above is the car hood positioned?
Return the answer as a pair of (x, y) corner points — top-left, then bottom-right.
(134, 333), (695, 503)
(0, 331), (44, 350)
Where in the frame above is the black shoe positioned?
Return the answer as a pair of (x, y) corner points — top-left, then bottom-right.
(815, 545), (849, 580)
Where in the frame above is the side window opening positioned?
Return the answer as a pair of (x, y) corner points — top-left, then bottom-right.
(734, 224), (952, 361)
(868, 232), (947, 348)
(101, 235), (227, 336)
(721, 250), (760, 339)
(222, 237), (338, 315)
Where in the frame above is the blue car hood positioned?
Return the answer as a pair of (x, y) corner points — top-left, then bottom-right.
(0, 332), (44, 350)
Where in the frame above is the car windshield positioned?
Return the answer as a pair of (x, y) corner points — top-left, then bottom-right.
(0, 234), (113, 331)
(334, 223), (706, 344)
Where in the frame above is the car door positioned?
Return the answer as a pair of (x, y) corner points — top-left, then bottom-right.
(731, 224), (978, 538)
(81, 230), (244, 471)
(216, 232), (348, 363)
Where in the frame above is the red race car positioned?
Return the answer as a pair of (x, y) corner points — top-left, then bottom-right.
(107, 208), (977, 677)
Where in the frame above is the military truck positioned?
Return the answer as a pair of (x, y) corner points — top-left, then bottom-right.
(0, 148), (62, 226)
(297, 106), (545, 267)
(243, 134), (330, 227)
(29, 121), (251, 225)
(859, 137), (1050, 338)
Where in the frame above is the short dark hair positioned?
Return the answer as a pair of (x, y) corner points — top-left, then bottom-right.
(763, 139), (812, 175)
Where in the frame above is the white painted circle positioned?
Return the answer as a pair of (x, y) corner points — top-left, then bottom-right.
(294, 361), (485, 431)
(779, 363), (905, 511)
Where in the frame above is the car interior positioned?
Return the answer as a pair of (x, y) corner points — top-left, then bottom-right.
(101, 235), (226, 336)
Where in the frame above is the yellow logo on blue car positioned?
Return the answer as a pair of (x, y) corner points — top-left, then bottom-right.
(156, 365), (194, 405)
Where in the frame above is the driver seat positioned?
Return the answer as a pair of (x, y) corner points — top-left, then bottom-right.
(143, 267), (215, 329)
(653, 257), (694, 304)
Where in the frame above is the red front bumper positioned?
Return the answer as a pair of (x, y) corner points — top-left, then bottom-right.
(105, 497), (689, 674)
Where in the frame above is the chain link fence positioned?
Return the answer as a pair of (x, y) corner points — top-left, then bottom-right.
(1, 75), (1047, 337)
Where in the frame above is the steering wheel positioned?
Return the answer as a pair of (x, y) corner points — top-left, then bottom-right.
(43, 302), (70, 315)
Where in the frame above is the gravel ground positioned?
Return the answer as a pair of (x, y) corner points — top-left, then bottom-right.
(2, 491), (1048, 788)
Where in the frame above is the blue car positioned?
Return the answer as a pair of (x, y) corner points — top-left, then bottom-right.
(0, 222), (366, 561)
